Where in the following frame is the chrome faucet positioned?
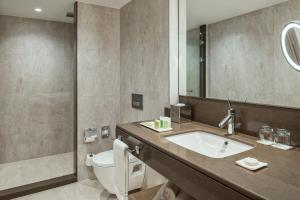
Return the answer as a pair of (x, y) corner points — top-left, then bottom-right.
(219, 100), (236, 135)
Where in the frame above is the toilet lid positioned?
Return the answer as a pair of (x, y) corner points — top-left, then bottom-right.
(93, 150), (138, 167)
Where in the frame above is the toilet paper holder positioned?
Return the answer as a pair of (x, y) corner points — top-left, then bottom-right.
(127, 145), (141, 155)
(84, 128), (98, 143)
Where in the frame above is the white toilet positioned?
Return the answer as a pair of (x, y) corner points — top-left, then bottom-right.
(92, 150), (145, 194)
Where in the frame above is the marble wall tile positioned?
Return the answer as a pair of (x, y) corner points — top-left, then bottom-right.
(77, 0), (169, 183)
(207, 0), (300, 108)
(120, 0), (169, 188)
(0, 16), (75, 164)
(0, 93), (74, 163)
(120, 0), (169, 120)
(77, 2), (120, 180)
(77, 3), (120, 51)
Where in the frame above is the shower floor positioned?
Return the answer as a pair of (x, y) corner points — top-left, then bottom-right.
(0, 152), (74, 191)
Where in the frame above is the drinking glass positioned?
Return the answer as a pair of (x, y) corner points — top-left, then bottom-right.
(274, 129), (291, 145)
(259, 126), (274, 142)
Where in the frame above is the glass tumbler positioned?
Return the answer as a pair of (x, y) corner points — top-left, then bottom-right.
(259, 126), (274, 142)
(274, 129), (291, 145)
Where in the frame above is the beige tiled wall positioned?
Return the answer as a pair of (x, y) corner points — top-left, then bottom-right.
(77, 2), (120, 180)
(207, 0), (300, 108)
(120, 0), (169, 123)
(0, 16), (75, 164)
(120, 0), (169, 188)
(76, 0), (169, 183)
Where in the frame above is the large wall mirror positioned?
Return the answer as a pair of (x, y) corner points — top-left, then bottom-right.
(179, 0), (300, 108)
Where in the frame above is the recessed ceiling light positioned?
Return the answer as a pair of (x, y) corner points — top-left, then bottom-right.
(34, 8), (42, 13)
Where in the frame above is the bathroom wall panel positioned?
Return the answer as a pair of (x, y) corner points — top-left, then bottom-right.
(0, 16), (75, 164)
(77, 2), (120, 180)
(120, 0), (169, 188)
(120, 0), (169, 123)
(76, 0), (170, 183)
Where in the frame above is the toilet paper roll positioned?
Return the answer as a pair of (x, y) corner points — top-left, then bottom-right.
(85, 153), (95, 167)
(84, 135), (97, 143)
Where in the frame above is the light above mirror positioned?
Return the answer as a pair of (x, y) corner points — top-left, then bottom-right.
(281, 21), (300, 71)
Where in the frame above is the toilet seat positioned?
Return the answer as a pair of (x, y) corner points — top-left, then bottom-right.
(93, 150), (138, 167)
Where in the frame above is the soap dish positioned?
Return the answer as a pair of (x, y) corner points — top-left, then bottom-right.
(236, 157), (268, 171)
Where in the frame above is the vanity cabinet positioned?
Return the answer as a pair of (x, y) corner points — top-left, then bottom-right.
(116, 128), (254, 200)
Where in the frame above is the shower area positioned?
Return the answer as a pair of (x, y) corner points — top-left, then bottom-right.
(0, 10), (76, 195)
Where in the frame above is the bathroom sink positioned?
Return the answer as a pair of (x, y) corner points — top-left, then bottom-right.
(165, 131), (253, 158)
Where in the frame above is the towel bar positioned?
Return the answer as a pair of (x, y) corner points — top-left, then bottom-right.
(117, 136), (141, 155)
(128, 146), (140, 155)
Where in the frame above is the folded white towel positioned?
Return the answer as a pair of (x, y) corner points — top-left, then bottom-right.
(114, 139), (129, 200)
(152, 182), (167, 200)
(152, 181), (181, 200)
(162, 182), (180, 200)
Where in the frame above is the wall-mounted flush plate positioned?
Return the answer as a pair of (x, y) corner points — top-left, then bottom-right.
(101, 126), (110, 139)
(132, 93), (143, 110)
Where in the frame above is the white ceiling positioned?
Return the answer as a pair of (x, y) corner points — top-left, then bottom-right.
(0, 0), (288, 26)
(187, 0), (288, 30)
(79, 0), (131, 9)
(0, 0), (131, 23)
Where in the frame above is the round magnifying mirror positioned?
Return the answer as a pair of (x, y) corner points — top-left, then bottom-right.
(281, 21), (300, 71)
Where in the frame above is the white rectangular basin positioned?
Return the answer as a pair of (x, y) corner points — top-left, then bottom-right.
(165, 131), (253, 158)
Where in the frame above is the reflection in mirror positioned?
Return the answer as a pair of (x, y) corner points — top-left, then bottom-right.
(281, 22), (300, 71)
(186, 25), (206, 97)
(179, 0), (300, 108)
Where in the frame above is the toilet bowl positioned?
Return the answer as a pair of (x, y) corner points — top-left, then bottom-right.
(92, 150), (145, 194)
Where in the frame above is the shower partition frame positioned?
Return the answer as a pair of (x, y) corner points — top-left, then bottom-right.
(0, 2), (79, 199)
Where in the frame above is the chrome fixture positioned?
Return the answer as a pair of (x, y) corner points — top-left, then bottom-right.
(219, 100), (236, 135)
(116, 135), (141, 155)
(83, 128), (98, 143)
(128, 145), (141, 155)
(101, 126), (110, 139)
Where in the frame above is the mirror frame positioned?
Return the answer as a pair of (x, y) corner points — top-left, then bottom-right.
(281, 21), (300, 71)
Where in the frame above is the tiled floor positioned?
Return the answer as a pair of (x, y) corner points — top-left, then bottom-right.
(15, 180), (116, 200)
(0, 152), (74, 190)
